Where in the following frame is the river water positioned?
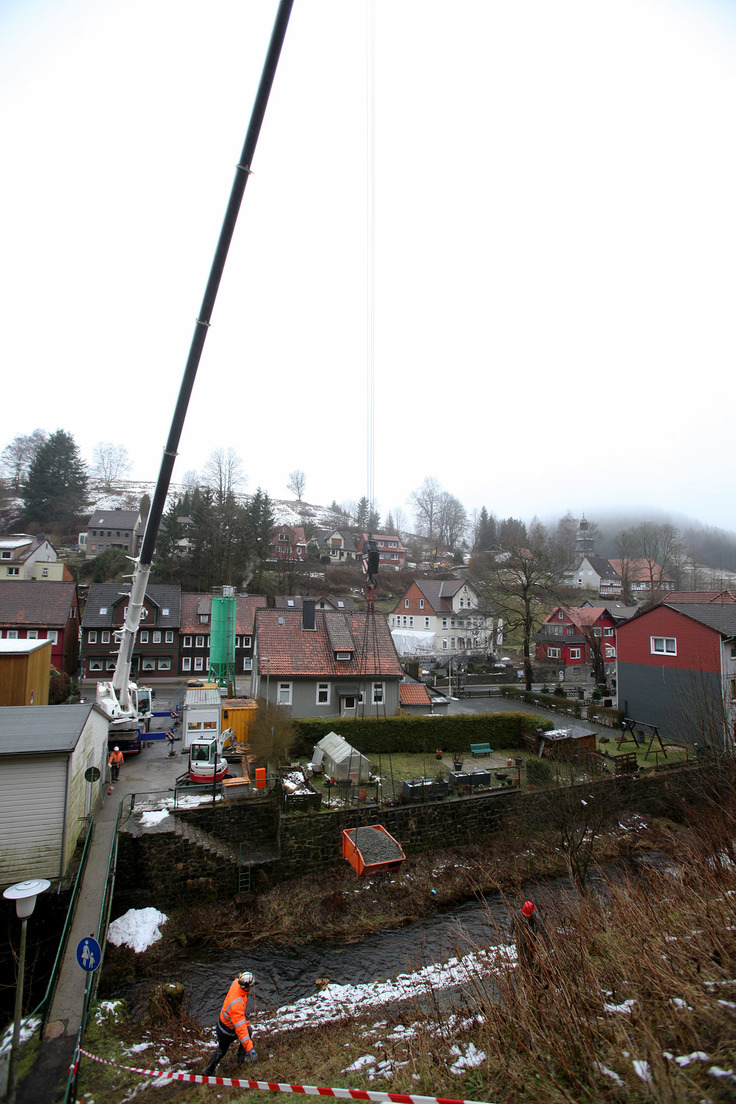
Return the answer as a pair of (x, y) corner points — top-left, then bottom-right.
(117, 873), (591, 1027)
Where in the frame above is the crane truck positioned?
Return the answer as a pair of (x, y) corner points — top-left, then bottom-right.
(93, 0), (294, 762)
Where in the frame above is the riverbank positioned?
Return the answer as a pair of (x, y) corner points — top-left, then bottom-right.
(81, 798), (736, 1104)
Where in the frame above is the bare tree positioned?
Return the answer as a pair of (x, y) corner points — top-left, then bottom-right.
(473, 521), (563, 691)
(633, 522), (681, 593)
(392, 506), (407, 537)
(201, 447), (244, 504)
(409, 476), (442, 542)
(287, 469), (306, 501)
(436, 490), (468, 549)
(1, 429), (47, 491)
(91, 442), (133, 490)
(612, 527), (637, 604)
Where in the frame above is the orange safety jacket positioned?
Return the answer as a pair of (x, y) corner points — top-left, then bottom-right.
(219, 979), (253, 1050)
(109, 750), (124, 768)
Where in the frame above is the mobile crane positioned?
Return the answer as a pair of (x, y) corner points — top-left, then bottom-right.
(94, 1), (294, 754)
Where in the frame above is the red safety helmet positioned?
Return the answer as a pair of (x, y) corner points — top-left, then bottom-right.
(521, 901), (535, 917)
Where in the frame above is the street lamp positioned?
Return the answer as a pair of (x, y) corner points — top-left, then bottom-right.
(3, 878), (50, 1103)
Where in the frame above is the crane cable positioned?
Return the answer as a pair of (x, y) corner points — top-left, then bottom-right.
(366, 0), (376, 518)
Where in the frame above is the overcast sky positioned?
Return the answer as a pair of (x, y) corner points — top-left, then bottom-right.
(2, 0), (736, 532)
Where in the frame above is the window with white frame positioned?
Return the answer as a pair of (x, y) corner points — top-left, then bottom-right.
(158, 657), (171, 670)
(6, 630), (17, 639)
(442, 618), (448, 628)
(140, 630), (149, 643)
(165, 630), (174, 643)
(604, 627), (614, 637)
(141, 658), (155, 671)
(194, 657), (204, 671)
(605, 646), (616, 658)
(424, 617), (430, 628)
(88, 630), (97, 644)
(243, 657), (252, 671)
(183, 635), (192, 648)
(153, 630), (162, 644)
(182, 657), (192, 672)
(419, 598), (424, 609)
(46, 630), (58, 644)
(27, 630), (38, 639)
(372, 681), (384, 704)
(89, 658), (103, 672)
(569, 647), (581, 659)
(404, 599), (409, 608)
(316, 682), (330, 705)
(547, 646), (561, 658)
(195, 635), (205, 648)
(277, 682), (292, 705)
(234, 636), (240, 648)
(409, 616), (414, 627)
(101, 630), (110, 644)
(651, 636), (676, 655)
(242, 636), (251, 648)
(6, 567), (19, 576)
(442, 638), (448, 650)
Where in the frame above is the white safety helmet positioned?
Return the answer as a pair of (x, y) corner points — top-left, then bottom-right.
(238, 971), (254, 988)
(114, 746), (120, 752)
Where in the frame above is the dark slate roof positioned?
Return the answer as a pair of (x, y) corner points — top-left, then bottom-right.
(666, 603), (736, 638)
(0, 705), (98, 755)
(255, 608), (402, 678)
(312, 529), (358, 552)
(0, 580), (77, 628)
(86, 509), (140, 529)
(413, 579), (466, 611)
(82, 584), (181, 628)
(583, 556), (620, 580)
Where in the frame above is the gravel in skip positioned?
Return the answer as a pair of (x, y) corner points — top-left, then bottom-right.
(346, 826), (403, 863)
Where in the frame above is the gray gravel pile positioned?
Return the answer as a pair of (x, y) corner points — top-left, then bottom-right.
(346, 826), (403, 863)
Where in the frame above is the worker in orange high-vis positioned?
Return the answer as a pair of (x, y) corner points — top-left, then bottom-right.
(108, 746), (124, 784)
(204, 970), (257, 1075)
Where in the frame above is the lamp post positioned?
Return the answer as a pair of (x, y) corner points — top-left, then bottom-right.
(3, 878), (50, 1103)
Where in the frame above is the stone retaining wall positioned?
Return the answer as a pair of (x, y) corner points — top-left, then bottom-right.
(113, 764), (712, 911)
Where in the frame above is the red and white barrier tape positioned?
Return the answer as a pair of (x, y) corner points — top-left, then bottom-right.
(77, 1048), (491, 1104)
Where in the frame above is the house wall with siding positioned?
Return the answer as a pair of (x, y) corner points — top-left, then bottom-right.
(0, 710), (108, 885)
(617, 606), (721, 672)
(272, 678), (400, 719)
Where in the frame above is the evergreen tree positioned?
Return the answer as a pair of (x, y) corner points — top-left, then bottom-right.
(22, 429), (88, 534)
(244, 487), (275, 589)
(475, 506), (497, 551)
(355, 496), (370, 529)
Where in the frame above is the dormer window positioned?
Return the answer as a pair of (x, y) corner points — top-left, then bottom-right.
(335, 650), (352, 661)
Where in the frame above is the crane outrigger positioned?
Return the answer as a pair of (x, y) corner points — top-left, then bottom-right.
(95, 1), (294, 751)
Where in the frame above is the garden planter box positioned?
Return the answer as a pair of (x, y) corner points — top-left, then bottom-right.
(402, 778), (449, 803)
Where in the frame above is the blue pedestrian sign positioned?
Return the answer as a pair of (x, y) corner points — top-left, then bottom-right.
(76, 936), (102, 972)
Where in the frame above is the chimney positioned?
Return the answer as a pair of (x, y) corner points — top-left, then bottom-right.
(302, 599), (316, 631)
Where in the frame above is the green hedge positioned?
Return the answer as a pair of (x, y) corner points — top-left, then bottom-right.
(291, 712), (553, 758)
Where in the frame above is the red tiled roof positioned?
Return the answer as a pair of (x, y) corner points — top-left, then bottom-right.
(255, 608), (403, 678)
(400, 683), (431, 705)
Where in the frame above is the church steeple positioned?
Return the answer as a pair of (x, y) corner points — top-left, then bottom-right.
(575, 514), (594, 556)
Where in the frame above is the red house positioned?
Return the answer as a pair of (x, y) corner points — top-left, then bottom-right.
(617, 602), (736, 750)
(269, 524), (307, 562)
(0, 580), (79, 676)
(535, 606), (618, 675)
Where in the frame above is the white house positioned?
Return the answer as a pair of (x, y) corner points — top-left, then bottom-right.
(0, 704), (110, 887)
(389, 579), (493, 657)
(0, 534), (58, 581)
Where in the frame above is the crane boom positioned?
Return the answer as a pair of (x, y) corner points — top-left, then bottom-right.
(97, 0), (294, 728)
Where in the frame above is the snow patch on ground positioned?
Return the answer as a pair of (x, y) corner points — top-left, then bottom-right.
(107, 908), (168, 953)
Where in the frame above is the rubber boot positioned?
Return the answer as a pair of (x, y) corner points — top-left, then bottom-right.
(204, 1048), (224, 1075)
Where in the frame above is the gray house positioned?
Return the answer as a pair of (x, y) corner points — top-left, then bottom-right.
(0, 705), (110, 886)
(252, 601), (403, 718)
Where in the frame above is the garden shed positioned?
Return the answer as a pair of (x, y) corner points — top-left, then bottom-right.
(316, 730), (371, 782)
(0, 704), (109, 886)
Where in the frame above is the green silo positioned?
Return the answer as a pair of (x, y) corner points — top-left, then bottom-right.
(209, 587), (236, 690)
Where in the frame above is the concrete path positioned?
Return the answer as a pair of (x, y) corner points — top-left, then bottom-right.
(19, 701), (189, 1103)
